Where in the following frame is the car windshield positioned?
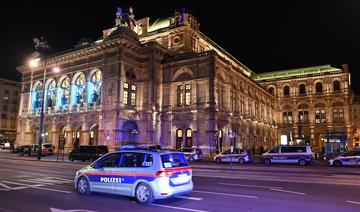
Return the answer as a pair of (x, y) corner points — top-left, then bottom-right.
(161, 153), (188, 168)
(43, 144), (53, 148)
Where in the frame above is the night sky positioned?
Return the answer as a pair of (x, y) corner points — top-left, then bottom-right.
(1, 0), (360, 93)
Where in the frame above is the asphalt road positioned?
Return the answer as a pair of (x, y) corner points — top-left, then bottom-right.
(0, 158), (360, 212)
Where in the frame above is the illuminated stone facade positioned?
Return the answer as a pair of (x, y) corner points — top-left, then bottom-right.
(0, 79), (20, 143)
(254, 65), (352, 151)
(16, 11), (351, 154)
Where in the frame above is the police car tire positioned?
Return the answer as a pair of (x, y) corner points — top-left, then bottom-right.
(333, 160), (342, 167)
(69, 156), (75, 161)
(239, 158), (245, 164)
(298, 159), (306, 166)
(77, 177), (91, 195)
(135, 183), (154, 204)
(264, 158), (271, 165)
(215, 158), (222, 163)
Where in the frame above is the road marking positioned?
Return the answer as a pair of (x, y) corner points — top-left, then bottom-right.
(50, 207), (97, 212)
(175, 195), (203, 201)
(346, 200), (360, 205)
(193, 190), (258, 199)
(150, 204), (209, 212)
(19, 179), (54, 185)
(0, 182), (27, 191)
(269, 188), (306, 195)
(219, 182), (283, 189)
(2, 181), (72, 194)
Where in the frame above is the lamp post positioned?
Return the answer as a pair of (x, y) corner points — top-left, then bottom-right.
(228, 130), (234, 170)
(29, 58), (59, 160)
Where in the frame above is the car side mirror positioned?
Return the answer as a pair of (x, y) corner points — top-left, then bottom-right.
(92, 162), (103, 169)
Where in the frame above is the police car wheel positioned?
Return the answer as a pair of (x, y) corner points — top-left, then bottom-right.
(298, 159), (306, 166)
(69, 156), (75, 161)
(333, 160), (342, 167)
(239, 158), (245, 164)
(77, 177), (91, 195)
(264, 158), (271, 165)
(135, 183), (154, 204)
(215, 158), (222, 163)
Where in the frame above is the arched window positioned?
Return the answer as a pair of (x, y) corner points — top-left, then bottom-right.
(46, 79), (56, 109)
(123, 70), (137, 106)
(89, 70), (102, 105)
(283, 86), (290, 96)
(60, 77), (70, 108)
(33, 82), (43, 112)
(333, 81), (340, 92)
(185, 128), (193, 147)
(315, 82), (323, 93)
(176, 129), (183, 149)
(299, 84), (306, 95)
(75, 73), (86, 107)
(268, 87), (275, 96)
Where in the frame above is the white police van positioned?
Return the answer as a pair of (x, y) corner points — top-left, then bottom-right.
(74, 149), (193, 204)
(261, 145), (313, 166)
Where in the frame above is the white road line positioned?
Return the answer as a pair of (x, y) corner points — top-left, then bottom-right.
(175, 195), (203, 201)
(2, 181), (72, 194)
(19, 179), (54, 185)
(0, 182), (27, 191)
(193, 190), (258, 199)
(269, 188), (306, 195)
(219, 182), (283, 189)
(346, 200), (360, 205)
(151, 203), (209, 212)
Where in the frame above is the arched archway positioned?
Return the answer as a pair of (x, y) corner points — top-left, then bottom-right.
(89, 124), (99, 145)
(122, 121), (138, 145)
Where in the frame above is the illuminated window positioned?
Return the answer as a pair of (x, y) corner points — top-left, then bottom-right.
(240, 96), (244, 114)
(47, 79), (56, 108)
(33, 82), (43, 112)
(231, 92), (237, 112)
(75, 73), (86, 106)
(298, 111), (309, 124)
(217, 85), (224, 107)
(123, 82), (136, 106)
(177, 84), (191, 107)
(333, 108), (344, 123)
(90, 70), (102, 104)
(315, 109), (326, 124)
(283, 111), (293, 124)
(60, 77), (70, 107)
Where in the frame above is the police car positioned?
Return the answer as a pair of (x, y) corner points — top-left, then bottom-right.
(74, 149), (193, 204)
(261, 145), (313, 166)
(213, 148), (251, 164)
(329, 150), (360, 167)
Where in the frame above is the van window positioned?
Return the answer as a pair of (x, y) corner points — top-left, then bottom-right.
(281, 146), (306, 153)
(161, 153), (188, 168)
(269, 147), (280, 153)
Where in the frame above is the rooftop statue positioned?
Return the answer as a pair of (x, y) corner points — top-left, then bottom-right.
(33, 36), (50, 51)
(115, 6), (136, 29)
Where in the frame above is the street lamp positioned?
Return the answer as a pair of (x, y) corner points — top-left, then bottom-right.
(28, 57), (59, 160)
(228, 130), (234, 170)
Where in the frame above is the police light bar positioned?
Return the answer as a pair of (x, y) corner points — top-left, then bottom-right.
(119, 145), (137, 150)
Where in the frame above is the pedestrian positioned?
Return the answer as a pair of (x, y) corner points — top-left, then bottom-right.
(260, 146), (264, 155)
(252, 145), (255, 155)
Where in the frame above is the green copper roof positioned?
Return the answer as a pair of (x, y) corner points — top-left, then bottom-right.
(253, 65), (342, 82)
(149, 18), (171, 32)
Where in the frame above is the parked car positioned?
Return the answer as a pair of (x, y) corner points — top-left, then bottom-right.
(177, 147), (203, 162)
(329, 150), (360, 167)
(11, 145), (32, 154)
(261, 145), (314, 166)
(69, 145), (109, 162)
(213, 148), (251, 164)
(30, 143), (55, 156)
